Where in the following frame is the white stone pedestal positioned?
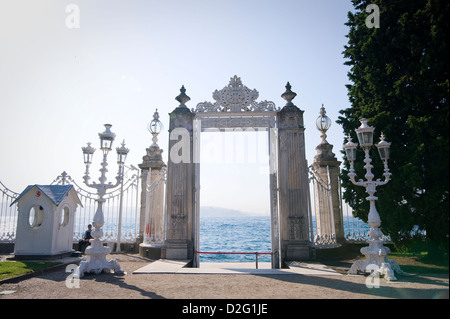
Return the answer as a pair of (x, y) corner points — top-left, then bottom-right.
(77, 238), (124, 278)
(348, 219), (403, 281)
(348, 238), (403, 281)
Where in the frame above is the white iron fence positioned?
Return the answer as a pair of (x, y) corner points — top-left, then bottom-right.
(51, 170), (140, 243)
(0, 181), (19, 242)
(0, 169), (141, 244)
(1, 167), (380, 246)
(308, 165), (338, 247)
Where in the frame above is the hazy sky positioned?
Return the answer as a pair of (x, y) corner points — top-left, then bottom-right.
(0, 0), (354, 215)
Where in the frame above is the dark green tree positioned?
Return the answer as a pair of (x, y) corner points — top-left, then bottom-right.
(338, 0), (449, 256)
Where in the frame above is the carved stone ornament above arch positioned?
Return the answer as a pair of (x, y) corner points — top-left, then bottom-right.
(192, 75), (279, 113)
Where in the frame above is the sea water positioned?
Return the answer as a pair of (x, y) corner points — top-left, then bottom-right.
(200, 216), (272, 263)
(199, 215), (372, 263)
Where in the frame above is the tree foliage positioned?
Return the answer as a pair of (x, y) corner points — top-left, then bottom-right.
(338, 0), (449, 254)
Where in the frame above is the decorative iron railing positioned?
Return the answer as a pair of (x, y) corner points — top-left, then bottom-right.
(308, 165), (338, 247)
(0, 181), (19, 242)
(0, 169), (141, 243)
(51, 170), (140, 242)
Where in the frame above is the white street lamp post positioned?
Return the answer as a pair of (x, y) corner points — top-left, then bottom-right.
(345, 118), (403, 281)
(77, 124), (127, 277)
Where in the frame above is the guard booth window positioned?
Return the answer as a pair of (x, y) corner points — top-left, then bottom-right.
(29, 205), (44, 228)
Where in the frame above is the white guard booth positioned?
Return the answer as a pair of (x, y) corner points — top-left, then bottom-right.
(11, 184), (82, 259)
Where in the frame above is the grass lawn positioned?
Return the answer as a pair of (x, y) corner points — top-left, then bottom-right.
(0, 260), (61, 281)
(389, 251), (449, 274)
(317, 244), (449, 275)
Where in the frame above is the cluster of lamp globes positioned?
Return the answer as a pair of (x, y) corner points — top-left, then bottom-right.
(343, 118), (392, 178)
(81, 110), (164, 180)
(81, 124), (129, 181)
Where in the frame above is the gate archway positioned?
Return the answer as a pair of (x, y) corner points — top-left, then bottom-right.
(164, 76), (313, 268)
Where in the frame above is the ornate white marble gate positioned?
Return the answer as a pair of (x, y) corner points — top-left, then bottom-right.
(164, 76), (313, 268)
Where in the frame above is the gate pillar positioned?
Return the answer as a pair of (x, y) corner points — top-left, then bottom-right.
(163, 86), (196, 260)
(277, 83), (313, 263)
(138, 110), (167, 258)
(311, 106), (344, 244)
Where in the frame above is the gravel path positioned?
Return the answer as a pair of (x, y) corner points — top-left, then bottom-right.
(1, 254), (448, 300)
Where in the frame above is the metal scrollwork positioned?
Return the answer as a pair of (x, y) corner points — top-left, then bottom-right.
(193, 75), (279, 113)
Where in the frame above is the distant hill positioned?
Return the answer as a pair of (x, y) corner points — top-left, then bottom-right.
(200, 206), (263, 217)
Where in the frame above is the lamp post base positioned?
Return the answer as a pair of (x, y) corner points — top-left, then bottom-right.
(348, 239), (403, 281)
(76, 239), (124, 278)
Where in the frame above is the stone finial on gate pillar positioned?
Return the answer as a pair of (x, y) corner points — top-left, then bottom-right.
(169, 86), (194, 133)
(281, 82), (297, 106)
(175, 85), (191, 108)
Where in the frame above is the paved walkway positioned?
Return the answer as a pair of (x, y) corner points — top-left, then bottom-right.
(133, 259), (342, 275)
(0, 254), (448, 300)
